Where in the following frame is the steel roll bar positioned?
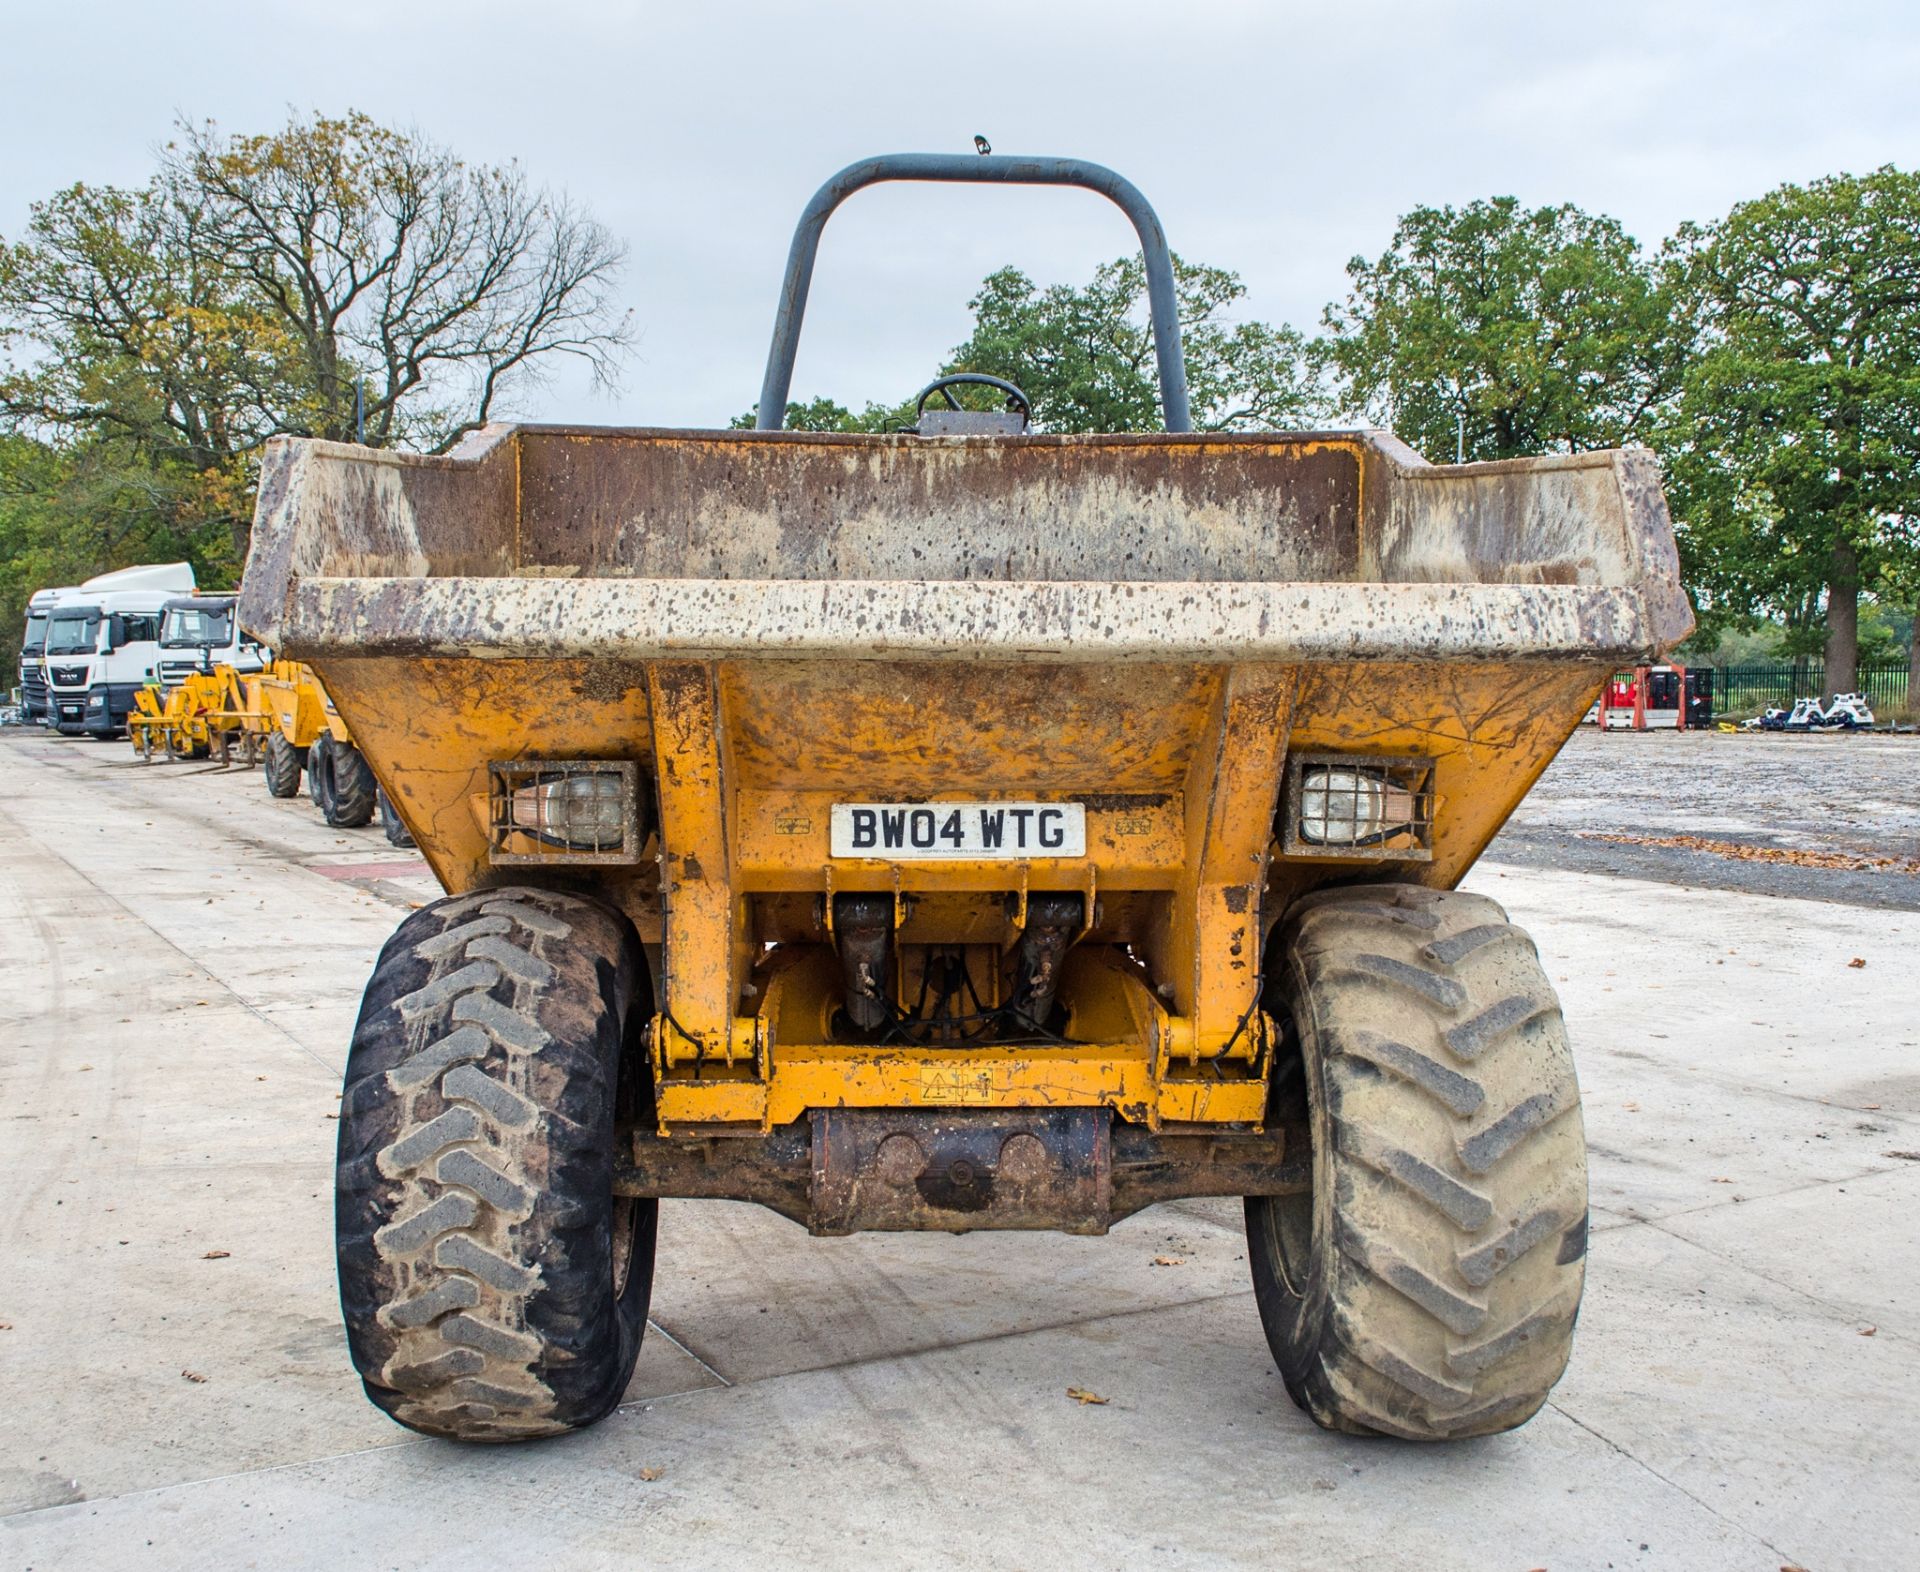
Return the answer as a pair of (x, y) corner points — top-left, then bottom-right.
(756, 153), (1192, 433)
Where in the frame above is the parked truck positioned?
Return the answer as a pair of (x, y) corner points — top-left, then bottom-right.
(45, 562), (197, 737)
(17, 586), (76, 725)
(154, 593), (271, 689)
(240, 155), (1691, 1446)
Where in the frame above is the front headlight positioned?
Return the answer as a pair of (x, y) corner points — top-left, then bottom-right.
(1282, 752), (1435, 860)
(510, 773), (627, 850)
(1298, 767), (1416, 845)
(488, 761), (645, 863)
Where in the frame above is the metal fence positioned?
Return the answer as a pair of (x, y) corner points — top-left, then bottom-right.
(1710, 661), (1911, 719)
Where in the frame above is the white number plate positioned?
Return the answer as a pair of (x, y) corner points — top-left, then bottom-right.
(830, 801), (1086, 860)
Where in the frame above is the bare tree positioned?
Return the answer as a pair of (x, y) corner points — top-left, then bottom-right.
(178, 110), (632, 452)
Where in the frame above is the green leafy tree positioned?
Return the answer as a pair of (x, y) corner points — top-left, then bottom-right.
(1662, 168), (1920, 689)
(728, 395), (910, 432)
(739, 253), (1322, 434)
(948, 255), (1319, 432)
(1321, 197), (1682, 463)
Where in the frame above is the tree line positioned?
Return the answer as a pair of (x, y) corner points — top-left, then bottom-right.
(1, 111), (628, 625)
(748, 179), (1920, 693)
(4, 111), (1917, 693)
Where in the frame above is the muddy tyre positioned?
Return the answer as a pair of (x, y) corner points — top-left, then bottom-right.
(336, 886), (657, 1442)
(312, 735), (377, 828)
(378, 787), (417, 848)
(307, 734), (330, 807)
(1246, 883), (1586, 1439)
(263, 731), (305, 797)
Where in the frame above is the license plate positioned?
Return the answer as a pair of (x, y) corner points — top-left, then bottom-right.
(831, 801), (1086, 859)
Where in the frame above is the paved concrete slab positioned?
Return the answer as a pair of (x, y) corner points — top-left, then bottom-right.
(1, 731), (1916, 1570)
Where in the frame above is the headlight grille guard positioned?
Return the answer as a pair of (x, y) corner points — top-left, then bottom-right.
(1279, 751), (1436, 862)
(487, 759), (649, 866)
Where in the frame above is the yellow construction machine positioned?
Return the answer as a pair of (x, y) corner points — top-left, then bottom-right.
(128, 665), (257, 763)
(238, 154), (1691, 1445)
(127, 593), (269, 762)
(251, 659), (411, 841)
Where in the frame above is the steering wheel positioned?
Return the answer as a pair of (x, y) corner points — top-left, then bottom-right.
(913, 373), (1032, 426)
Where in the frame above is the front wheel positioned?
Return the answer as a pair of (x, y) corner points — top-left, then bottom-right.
(1246, 883), (1587, 1439)
(263, 731), (305, 798)
(311, 735), (377, 827)
(336, 887), (656, 1441)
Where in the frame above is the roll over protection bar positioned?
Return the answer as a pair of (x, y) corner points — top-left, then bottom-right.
(756, 153), (1194, 433)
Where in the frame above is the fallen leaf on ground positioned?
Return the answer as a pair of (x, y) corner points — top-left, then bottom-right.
(78, 1065), (93, 1072)
(0, 1322), (12, 1330)
(1152, 1256), (1186, 1267)
(201, 1250), (230, 1260)
(638, 1467), (664, 1482)
(1885, 1151), (1920, 1162)
(1861, 1103), (1881, 1110)
(181, 1370), (207, 1383)
(1712, 1177), (1732, 1184)
(1623, 1101), (1640, 1111)
(1849, 957), (1867, 968)
(1582, 832), (1920, 876)
(1066, 1387), (1109, 1406)
(1860, 1326), (1878, 1337)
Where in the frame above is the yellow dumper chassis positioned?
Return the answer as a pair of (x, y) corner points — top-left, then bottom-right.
(251, 436), (1685, 1237)
(240, 153), (1691, 1445)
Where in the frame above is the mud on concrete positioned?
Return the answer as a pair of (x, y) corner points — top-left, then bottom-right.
(1487, 728), (1920, 910)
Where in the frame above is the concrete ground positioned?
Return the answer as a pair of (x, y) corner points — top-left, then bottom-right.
(1, 726), (1916, 1571)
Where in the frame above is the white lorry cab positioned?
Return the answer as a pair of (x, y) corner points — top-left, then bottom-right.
(155, 593), (270, 689)
(44, 562), (197, 737)
(18, 585), (77, 725)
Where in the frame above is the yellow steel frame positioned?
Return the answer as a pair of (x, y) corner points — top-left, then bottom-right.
(315, 654), (1608, 1135)
(128, 667), (255, 761)
(252, 660), (350, 750)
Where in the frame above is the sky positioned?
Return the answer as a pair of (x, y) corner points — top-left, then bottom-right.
(4, 0), (1919, 433)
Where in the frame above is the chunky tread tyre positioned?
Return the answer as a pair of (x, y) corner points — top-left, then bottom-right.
(336, 886), (656, 1442)
(1246, 883), (1586, 1440)
(378, 787), (417, 848)
(263, 732), (304, 798)
(322, 740), (378, 828)
(308, 734), (331, 808)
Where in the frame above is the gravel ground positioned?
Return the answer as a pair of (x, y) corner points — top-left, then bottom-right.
(1488, 727), (1920, 910)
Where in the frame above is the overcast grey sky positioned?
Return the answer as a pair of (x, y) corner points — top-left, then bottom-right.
(4, 0), (1918, 434)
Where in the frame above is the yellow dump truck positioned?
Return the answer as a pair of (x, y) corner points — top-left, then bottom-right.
(238, 155), (1691, 1446)
(251, 659), (411, 841)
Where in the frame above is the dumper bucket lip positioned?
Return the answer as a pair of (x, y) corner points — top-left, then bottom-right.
(278, 575), (1662, 664)
(239, 422), (1692, 662)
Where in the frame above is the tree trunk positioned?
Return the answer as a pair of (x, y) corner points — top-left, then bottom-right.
(1909, 600), (1920, 718)
(1824, 535), (1860, 694)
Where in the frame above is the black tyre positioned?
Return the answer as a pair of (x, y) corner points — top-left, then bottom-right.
(264, 731), (305, 797)
(378, 787), (417, 848)
(336, 886), (657, 1441)
(313, 735), (377, 828)
(308, 734), (331, 807)
(1246, 883), (1586, 1440)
